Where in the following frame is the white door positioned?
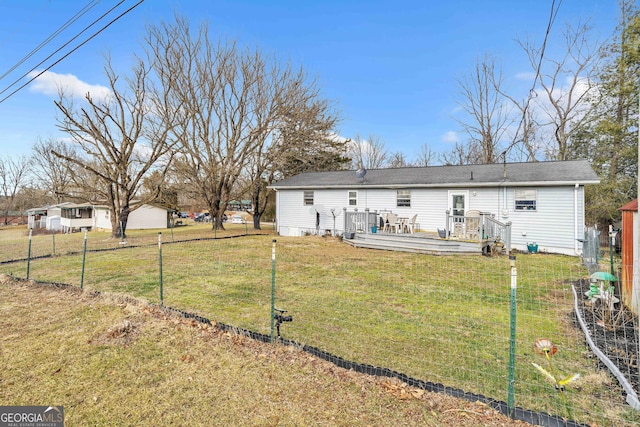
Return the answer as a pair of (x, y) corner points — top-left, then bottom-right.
(448, 191), (469, 222)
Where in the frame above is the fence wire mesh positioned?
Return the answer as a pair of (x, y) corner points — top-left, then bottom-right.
(1, 225), (638, 427)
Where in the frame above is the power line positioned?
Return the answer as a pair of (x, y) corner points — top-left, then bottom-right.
(0, 0), (127, 97)
(0, 0), (102, 82)
(0, 0), (144, 106)
(504, 0), (563, 159)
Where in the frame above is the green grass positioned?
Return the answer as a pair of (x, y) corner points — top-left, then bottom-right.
(5, 280), (492, 426)
(1, 226), (638, 426)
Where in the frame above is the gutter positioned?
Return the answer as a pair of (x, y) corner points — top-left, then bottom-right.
(269, 180), (601, 191)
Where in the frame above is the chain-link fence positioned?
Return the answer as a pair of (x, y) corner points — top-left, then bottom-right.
(0, 226), (638, 427)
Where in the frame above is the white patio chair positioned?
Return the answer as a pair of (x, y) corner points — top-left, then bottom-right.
(465, 210), (481, 240)
(385, 213), (399, 233)
(404, 214), (418, 234)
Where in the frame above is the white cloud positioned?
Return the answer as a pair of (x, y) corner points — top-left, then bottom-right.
(28, 70), (111, 101)
(329, 132), (350, 143)
(441, 131), (458, 144)
(515, 71), (536, 81)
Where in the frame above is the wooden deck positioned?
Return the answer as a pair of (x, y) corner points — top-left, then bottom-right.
(343, 231), (493, 255)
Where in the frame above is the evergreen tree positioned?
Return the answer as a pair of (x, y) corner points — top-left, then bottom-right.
(576, 0), (640, 225)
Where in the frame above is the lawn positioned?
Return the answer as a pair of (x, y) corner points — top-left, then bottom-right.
(1, 224), (638, 426)
(0, 276), (537, 426)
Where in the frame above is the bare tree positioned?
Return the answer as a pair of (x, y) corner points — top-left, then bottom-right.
(347, 134), (388, 169)
(246, 97), (345, 229)
(386, 151), (407, 168)
(439, 141), (481, 166)
(454, 55), (512, 164)
(519, 21), (601, 160)
(53, 57), (180, 238)
(0, 155), (31, 225)
(147, 16), (345, 230)
(414, 143), (436, 167)
(30, 137), (77, 203)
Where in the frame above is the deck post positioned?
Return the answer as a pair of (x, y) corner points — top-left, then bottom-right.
(445, 209), (450, 238)
(343, 207), (347, 234)
(365, 208), (370, 234)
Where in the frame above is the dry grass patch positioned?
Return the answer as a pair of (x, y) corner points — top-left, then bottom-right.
(0, 275), (532, 426)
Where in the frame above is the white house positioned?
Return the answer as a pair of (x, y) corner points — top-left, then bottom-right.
(27, 202), (172, 233)
(26, 202), (72, 230)
(269, 160), (600, 256)
(93, 204), (171, 231)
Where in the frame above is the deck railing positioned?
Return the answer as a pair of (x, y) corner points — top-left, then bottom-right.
(343, 208), (379, 235)
(445, 210), (511, 252)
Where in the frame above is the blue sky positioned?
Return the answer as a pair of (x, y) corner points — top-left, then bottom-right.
(0, 0), (619, 163)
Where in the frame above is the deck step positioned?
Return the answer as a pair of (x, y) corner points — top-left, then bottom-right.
(343, 232), (484, 255)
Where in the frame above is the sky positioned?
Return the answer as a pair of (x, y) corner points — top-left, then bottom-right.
(0, 0), (621, 164)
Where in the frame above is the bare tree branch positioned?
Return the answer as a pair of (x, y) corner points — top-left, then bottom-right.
(53, 56), (180, 238)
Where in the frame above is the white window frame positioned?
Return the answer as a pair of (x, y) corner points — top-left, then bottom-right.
(396, 189), (411, 207)
(348, 190), (358, 206)
(514, 189), (537, 211)
(303, 190), (314, 206)
(448, 190), (468, 217)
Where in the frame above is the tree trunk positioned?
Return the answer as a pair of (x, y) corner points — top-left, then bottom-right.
(252, 214), (261, 230)
(208, 195), (225, 231)
(110, 205), (130, 239)
(251, 181), (264, 230)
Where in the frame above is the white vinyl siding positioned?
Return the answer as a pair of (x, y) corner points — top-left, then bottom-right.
(273, 185), (585, 255)
(126, 205), (168, 230)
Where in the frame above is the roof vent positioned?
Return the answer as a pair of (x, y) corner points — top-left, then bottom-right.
(470, 171), (474, 180)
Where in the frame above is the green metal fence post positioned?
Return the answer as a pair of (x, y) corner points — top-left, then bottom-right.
(270, 239), (276, 343)
(158, 232), (163, 305)
(80, 230), (88, 289)
(507, 255), (517, 417)
(26, 229), (32, 279)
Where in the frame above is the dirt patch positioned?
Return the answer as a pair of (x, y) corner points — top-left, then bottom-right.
(90, 319), (141, 346)
(574, 278), (639, 392)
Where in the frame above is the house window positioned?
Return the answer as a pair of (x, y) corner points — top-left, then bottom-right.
(75, 208), (82, 218)
(515, 189), (537, 211)
(348, 191), (357, 206)
(397, 190), (411, 207)
(303, 190), (314, 206)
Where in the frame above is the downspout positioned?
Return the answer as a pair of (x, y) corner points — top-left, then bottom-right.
(574, 183), (579, 255)
(503, 187), (507, 215)
(274, 190), (279, 235)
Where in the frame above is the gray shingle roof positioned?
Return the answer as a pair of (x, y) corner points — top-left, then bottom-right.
(270, 160), (600, 189)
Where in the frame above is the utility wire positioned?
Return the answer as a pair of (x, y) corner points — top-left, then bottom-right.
(503, 0), (563, 159)
(0, 0), (102, 82)
(0, 0), (126, 97)
(0, 0), (144, 106)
